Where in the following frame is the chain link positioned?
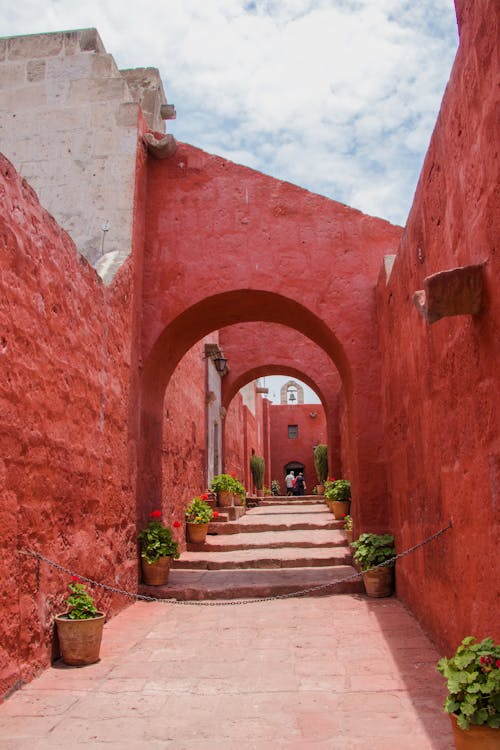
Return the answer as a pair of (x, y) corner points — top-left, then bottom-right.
(18, 520), (452, 607)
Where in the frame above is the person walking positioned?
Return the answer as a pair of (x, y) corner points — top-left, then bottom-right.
(295, 472), (306, 496)
(285, 470), (295, 496)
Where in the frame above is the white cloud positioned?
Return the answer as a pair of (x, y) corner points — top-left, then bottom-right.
(1, 0), (459, 225)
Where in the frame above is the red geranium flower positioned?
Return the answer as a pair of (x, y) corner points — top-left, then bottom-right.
(496, 659), (500, 669)
(230, 471), (237, 478)
(213, 510), (219, 518)
(173, 520), (181, 528)
(71, 575), (81, 582)
(200, 493), (209, 500)
(150, 509), (162, 519)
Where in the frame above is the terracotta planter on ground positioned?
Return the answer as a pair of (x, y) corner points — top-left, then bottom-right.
(187, 522), (209, 543)
(141, 556), (172, 586)
(331, 500), (351, 519)
(233, 493), (244, 506)
(218, 490), (233, 507)
(55, 612), (105, 666)
(450, 715), (499, 750)
(362, 566), (394, 597)
(317, 485), (325, 495)
(256, 489), (264, 497)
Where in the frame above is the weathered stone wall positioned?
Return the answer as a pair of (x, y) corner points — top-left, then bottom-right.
(0, 29), (169, 283)
(0, 153), (139, 696)
(377, 0), (499, 651)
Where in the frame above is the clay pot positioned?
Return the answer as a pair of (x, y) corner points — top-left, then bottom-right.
(233, 493), (244, 506)
(218, 491), (233, 507)
(55, 612), (105, 666)
(141, 555), (172, 586)
(187, 522), (209, 543)
(256, 489), (264, 497)
(331, 500), (351, 520)
(362, 566), (394, 597)
(450, 714), (499, 750)
(317, 485), (325, 495)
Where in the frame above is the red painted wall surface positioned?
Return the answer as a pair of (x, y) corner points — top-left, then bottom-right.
(219, 322), (343, 475)
(224, 387), (267, 493)
(0, 154), (139, 697)
(140, 153), (402, 530)
(269, 404), (327, 493)
(377, 0), (499, 653)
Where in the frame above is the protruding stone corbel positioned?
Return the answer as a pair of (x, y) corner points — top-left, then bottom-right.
(413, 263), (485, 324)
(143, 132), (177, 159)
(160, 104), (176, 120)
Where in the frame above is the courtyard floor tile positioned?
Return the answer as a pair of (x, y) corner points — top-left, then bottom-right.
(0, 595), (454, 749)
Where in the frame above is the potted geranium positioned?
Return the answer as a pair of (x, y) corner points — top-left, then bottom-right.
(210, 473), (236, 507)
(437, 636), (499, 748)
(232, 478), (246, 507)
(343, 514), (353, 543)
(138, 510), (180, 585)
(185, 495), (214, 543)
(324, 479), (351, 519)
(55, 577), (105, 666)
(350, 532), (396, 597)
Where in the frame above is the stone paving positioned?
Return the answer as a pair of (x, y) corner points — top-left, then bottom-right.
(0, 595), (454, 749)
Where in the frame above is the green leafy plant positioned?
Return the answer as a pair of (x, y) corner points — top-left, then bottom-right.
(138, 510), (180, 564)
(343, 514), (353, 531)
(250, 455), (265, 490)
(437, 637), (500, 730)
(350, 533), (395, 571)
(65, 577), (99, 620)
(232, 478), (246, 498)
(271, 479), (281, 496)
(185, 496), (214, 524)
(210, 474), (236, 493)
(324, 479), (351, 501)
(313, 444), (329, 484)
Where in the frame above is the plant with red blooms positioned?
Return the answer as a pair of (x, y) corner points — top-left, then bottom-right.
(173, 520), (181, 528)
(138, 510), (180, 564)
(437, 637), (500, 729)
(64, 578), (98, 620)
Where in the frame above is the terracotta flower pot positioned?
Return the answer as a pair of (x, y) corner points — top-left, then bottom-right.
(331, 500), (351, 519)
(141, 555), (172, 586)
(362, 566), (394, 597)
(233, 493), (244, 506)
(187, 522), (209, 543)
(450, 714), (499, 750)
(55, 612), (105, 666)
(218, 490), (233, 507)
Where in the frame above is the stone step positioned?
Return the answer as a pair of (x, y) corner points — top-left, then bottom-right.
(173, 545), (351, 570)
(258, 497), (325, 505)
(191, 528), (349, 552)
(139, 565), (364, 600)
(208, 516), (339, 535)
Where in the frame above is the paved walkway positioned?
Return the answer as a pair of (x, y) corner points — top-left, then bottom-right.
(0, 595), (454, 749)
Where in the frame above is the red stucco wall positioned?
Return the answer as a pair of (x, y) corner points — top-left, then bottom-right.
(269, 404), (327, 492)
(377, 0), (499, 652)
(0, 154), (139, 696)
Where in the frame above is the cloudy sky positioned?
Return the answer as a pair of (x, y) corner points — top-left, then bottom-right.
(3, 1), (458, 227)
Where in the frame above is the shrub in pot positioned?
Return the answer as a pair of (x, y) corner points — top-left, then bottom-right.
(210, 474), (236, 506)
(138, 510), (180, 585)
(271, 479), (281, 496)
(55, 577), (105, 666)
(185, 495), (214, 543)
(437, 636), (499, 749)
(324, 479), (351, 518)
(250, 455), (265, 495)
(350, 532), (396, 597)
(313, 444), (328, 492)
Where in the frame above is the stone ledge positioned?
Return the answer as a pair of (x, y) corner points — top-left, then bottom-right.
(413, 262), (486, 324)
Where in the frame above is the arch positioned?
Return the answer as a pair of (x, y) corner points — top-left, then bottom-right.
(138, 289), (354, 524)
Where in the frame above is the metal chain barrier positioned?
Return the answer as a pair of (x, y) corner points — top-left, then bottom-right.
(18, 520), (453, 607)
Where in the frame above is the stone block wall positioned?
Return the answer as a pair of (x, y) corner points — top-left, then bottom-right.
(0, 29), (169, 284)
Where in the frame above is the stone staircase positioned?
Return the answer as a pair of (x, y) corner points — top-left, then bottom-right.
(139, 497), (363, 600)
